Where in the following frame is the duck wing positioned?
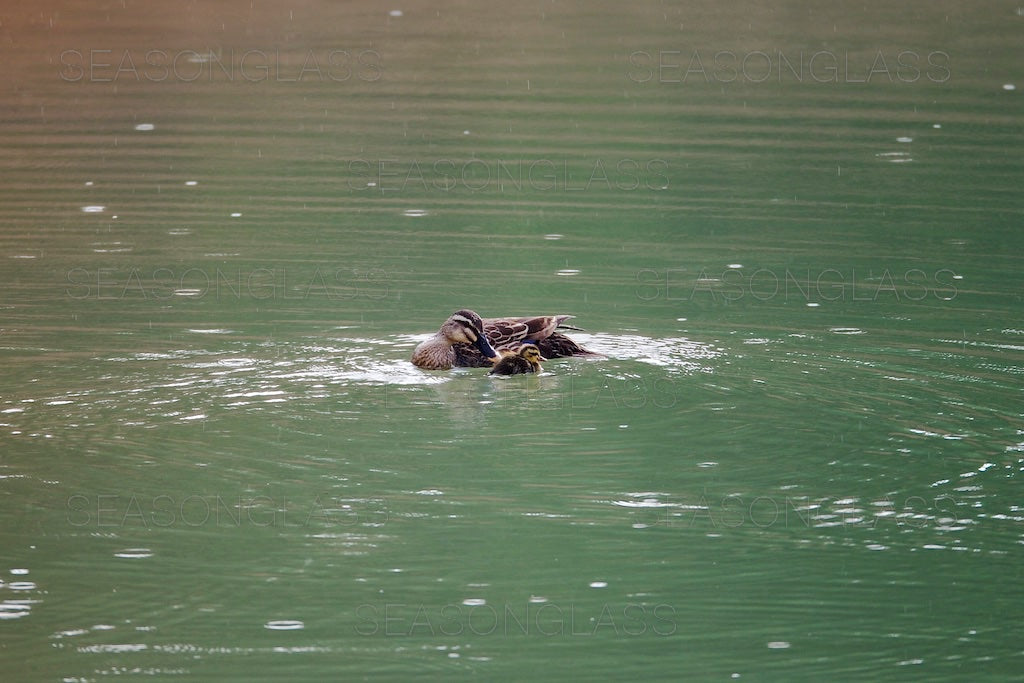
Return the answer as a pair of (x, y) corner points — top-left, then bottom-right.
(483, 315), (574, 348)
(482, 319), (531, 349)
(536, 332), (602, 359)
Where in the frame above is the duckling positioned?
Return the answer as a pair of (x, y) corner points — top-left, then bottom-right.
(488, 344), (546, 376)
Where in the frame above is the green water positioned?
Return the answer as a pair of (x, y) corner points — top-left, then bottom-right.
(2, 2), (1022, 681)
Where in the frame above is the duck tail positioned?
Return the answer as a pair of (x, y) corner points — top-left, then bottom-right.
(553, 315), (585, 332)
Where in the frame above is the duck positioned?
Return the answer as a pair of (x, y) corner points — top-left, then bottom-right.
(411, 310), (600, 370)
(489, 344), (546, 376)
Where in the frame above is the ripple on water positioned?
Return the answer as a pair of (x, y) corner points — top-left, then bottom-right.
(91, 242), (133, 254)
(59, 330), (719, 435)
(611, 492), (673, 509)
(576, 333), (720, 372)
(876, 151), (912, 163)
(0, 602), (33, 620)
(264, 620), (304, 630)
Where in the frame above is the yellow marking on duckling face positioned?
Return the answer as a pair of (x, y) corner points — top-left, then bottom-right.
(520, 346), (544, 363)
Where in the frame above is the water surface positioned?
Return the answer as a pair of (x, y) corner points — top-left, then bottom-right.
(1, 2), (1022, 681)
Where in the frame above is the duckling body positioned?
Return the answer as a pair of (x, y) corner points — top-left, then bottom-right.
(489, 345), (546, 375)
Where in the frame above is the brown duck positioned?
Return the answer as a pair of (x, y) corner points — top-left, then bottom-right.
(411, 310), (599, 370)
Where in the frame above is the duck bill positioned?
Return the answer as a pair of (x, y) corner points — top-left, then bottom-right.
(473, 334), (499, 361)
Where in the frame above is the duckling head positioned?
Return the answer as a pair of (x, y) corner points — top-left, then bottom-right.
(518, 344), (546, 371)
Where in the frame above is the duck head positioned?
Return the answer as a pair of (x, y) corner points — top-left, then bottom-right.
(441, 309), (499, 360)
